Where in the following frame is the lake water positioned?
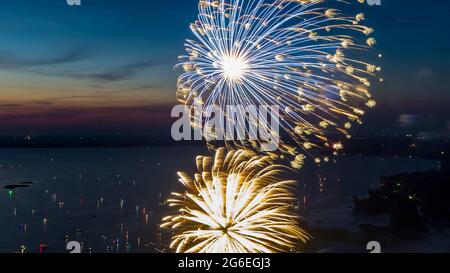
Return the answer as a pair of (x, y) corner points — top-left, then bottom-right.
(0, 147), (446, 253)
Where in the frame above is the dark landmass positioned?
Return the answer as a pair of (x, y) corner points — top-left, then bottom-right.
(0, 135), (204, 149)
(354, 161), (450, 233)
(3, 185), (29, 190)
(2, 182), (34, 190)
(0, 134), (448, 161)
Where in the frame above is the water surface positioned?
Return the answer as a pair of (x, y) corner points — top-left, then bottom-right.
(0, 147), (444, 253)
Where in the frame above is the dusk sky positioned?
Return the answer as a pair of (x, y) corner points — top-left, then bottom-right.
(0, 0), (449, 136)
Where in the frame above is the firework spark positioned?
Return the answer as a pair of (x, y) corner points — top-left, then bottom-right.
(161, 148), (310, 253)
(177, 0), (381, 161)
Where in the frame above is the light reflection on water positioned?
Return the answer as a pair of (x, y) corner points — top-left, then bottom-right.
(0, 147), (444, 253)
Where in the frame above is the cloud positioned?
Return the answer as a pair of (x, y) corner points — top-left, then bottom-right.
(416, 68), (435, 78)
(43, 84), (158, 101)
(0, 48), (163, 83)
(397, 114), (417, 127)
(0, 103), (21, 108)
(31, 101), (53, 106)
(33, 59), (162, 82)
(0, 49), (88, 69)
(0, 103), (174, 134)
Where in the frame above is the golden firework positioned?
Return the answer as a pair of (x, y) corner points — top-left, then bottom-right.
(161, 148), (311, 253)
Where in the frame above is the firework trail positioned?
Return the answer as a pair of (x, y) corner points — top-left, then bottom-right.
(161, 148), (310, 253)
(177, 0), (381, 164)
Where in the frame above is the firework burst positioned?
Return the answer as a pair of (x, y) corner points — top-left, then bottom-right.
(161, 148), (310, 253)
(177, 0), (381, 162)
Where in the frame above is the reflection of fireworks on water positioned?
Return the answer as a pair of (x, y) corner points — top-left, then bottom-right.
(177, 0), (381, 162)
(161, 148), (310, 253)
